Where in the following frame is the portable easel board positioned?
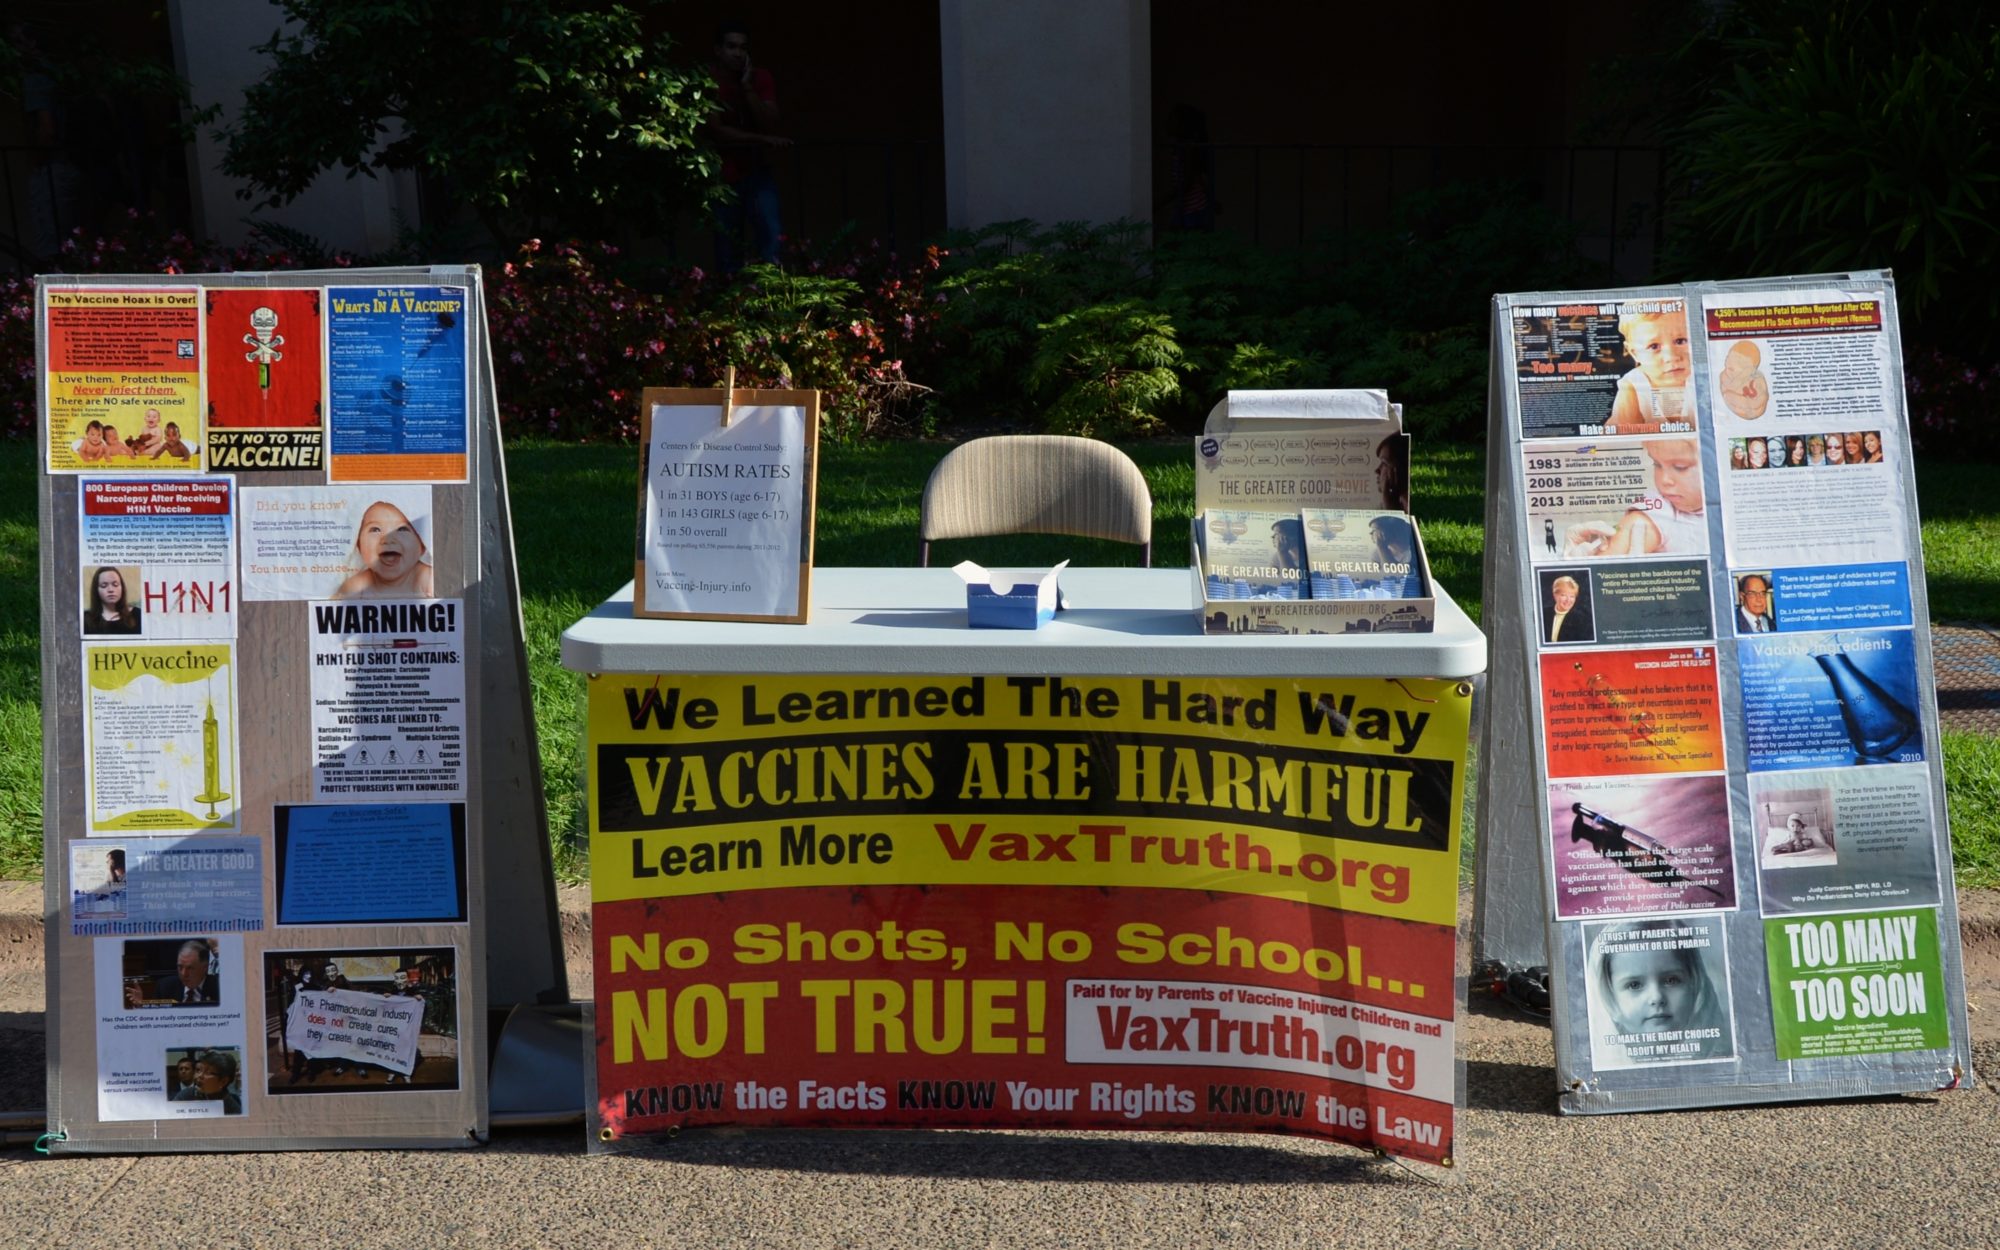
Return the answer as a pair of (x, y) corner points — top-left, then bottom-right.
(1472, 272), (1975, 1112)
(39, 266), (563, 1150)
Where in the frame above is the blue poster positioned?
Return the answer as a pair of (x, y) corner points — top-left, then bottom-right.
(1756, 562), (1913, 634)
(1738, 629), (1925, 772)
(326, 286), (469, 483)
(276, 802), (464, 924)
(69, 835), (262, 936)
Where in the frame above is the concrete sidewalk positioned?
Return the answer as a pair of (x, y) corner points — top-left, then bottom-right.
(5, 879), (1998, 1248)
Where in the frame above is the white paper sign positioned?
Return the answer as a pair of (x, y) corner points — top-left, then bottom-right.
(285, 986), (425, 1075)
(640, 401), (810, 619)
(307, 598), (466, 802)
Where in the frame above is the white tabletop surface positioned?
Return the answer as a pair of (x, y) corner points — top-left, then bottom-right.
(561, 568), (1486, 678)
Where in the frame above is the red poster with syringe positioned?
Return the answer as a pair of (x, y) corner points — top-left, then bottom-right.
(204, 288), (325, 472)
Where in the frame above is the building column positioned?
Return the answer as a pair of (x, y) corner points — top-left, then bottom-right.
(167, 0), (419, 254)
(939, 0), (1151, 231)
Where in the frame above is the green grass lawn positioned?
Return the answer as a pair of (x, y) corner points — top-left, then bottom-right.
(4, 435), (1997, 888)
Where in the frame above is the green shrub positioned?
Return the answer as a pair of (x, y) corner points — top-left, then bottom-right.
(1665, 5), (2000, 357)
(921, 187), (1592, 440)
(1026, 299), (1185, 437)
(928, 219), (1153, 414)
(1331, 183), (1599, 333)
(489, 240), (945, 442)
(216, 1), (717, 246)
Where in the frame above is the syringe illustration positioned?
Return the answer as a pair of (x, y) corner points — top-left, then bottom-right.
(243, 306), (284, 390)
(192, 676), (231, 821)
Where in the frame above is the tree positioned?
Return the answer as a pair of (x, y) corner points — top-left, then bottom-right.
(1660, 3), (2000, 354)
(215, 1), (718, 245)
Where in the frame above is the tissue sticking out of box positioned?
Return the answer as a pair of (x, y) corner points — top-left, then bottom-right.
(1204, 388), (1396, 432)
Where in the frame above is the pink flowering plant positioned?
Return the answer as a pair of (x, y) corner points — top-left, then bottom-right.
(1, 212), (365, 437)
(485, 236), (946, 441)
(4, 216), (946, 442)
(1903, 346), (2000, 457)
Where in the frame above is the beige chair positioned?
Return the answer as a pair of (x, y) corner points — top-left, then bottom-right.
(919, 435), (1153, 567)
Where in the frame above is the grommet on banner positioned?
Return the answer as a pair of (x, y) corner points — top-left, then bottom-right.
(720, 365), (736, 426)
(599, 1126), (615, 1142)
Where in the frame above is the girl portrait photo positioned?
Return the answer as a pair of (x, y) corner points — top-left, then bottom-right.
(1582, 914), (1736, 1069)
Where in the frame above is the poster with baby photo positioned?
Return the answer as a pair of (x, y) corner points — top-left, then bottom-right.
(1704, 288), (1911, 569)
(1750, 766), (1941, 917)
(237, 485), (436, 601)
(1580, 913), (1736, 1070)
(1509, 297), (1697, 440)
(43, 285), (206, 475)
(1520, 438), (1710, 566)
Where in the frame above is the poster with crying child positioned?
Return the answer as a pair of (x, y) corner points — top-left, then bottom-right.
(237, 485), (437, 602)
(1510, 297), (1696, 440)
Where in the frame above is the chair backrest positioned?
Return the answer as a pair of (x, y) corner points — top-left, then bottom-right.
(919, 435), (1152, 566)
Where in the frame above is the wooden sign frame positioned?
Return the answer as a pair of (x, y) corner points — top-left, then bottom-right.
(632, 385), (819, 624)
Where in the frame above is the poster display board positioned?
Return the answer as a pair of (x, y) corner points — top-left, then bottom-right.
(574, 613), (1478, 1163)
(1477, 272), (1974, 1113)
(36, 266), (553, 1153)
(633, 386), (818, 623)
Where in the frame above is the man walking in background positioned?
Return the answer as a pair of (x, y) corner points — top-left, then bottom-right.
(709, 20), (788, 271)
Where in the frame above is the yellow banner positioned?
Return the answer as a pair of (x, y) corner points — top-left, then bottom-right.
(588, 674), (1471, 926)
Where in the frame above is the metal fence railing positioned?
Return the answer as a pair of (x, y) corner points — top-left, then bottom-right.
(4, 136), (1663, 279)
(1157, 142), (1668, 281)
(658, 138), (947, 266)
(0, 144), (73, 273)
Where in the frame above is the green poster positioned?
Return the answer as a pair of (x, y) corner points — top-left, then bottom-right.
(1764, 908), (1950, 1060)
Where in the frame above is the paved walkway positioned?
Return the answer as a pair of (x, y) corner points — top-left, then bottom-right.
(1933, 623), (2000, 733)
(4, 632), (1999, 1243)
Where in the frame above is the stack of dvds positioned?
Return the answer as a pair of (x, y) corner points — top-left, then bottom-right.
(1196, 507), (1425, 604)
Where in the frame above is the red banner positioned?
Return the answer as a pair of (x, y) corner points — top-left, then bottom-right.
(595, 882), (1455, 1160)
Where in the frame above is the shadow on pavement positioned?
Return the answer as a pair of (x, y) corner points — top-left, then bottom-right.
(575, 1126), (1403, 1182)
(1461, 1059), (1559, 1115)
